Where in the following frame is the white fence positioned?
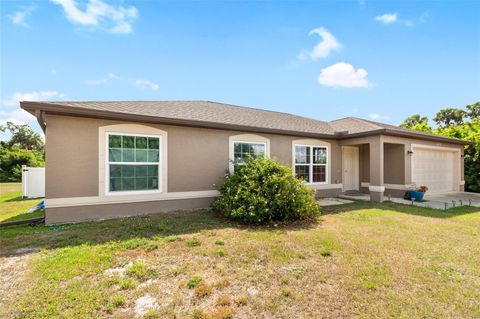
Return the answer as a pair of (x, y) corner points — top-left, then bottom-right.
(21, 165), (45, 198)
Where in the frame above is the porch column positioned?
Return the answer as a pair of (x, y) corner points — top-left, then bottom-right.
(369, 136), (384, 202)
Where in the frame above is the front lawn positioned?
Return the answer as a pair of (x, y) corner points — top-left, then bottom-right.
(0, 183), (44, 223)
(0, 199), (479, 318)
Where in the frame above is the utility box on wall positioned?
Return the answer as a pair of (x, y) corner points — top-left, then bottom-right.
(21, 165), (45, 198)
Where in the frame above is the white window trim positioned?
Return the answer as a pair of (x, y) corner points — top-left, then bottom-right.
(105, 132), (162, 196)
(99, 124), (168, 197)
(228, 134), (270, 173)
(292, 139), (331, 185)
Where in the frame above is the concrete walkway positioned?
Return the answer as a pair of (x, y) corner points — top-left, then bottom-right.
(317, 197), (354, 206)
(339, 192), (480, 210)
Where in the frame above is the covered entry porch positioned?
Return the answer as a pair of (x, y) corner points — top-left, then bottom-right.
(339, 135), (464, 202)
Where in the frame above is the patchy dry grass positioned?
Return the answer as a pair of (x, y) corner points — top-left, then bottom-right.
(0, 183), (43, 223)
(0, 197), (479, 318)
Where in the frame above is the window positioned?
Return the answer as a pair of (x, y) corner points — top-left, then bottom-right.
(233, 142), (266, 170)
(107, 134), (160, 192)
(294, 145), (327, 183)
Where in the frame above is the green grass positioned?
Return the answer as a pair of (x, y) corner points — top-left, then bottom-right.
(0, 183), (44, 223)
(0, 191), (479, 318)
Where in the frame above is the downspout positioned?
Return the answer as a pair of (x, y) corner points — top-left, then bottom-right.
(35, 110), (46, 133)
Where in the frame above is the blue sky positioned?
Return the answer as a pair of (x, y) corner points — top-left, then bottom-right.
(1, 0), (479, 135)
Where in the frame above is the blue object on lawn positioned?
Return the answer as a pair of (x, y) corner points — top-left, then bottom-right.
(37, 200), (45, 210)
(406, 191), (425, 201)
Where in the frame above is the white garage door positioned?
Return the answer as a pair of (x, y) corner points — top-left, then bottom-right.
(412, 148), (455, 193)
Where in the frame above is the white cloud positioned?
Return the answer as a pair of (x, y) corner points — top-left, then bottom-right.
(86, 78), (108, 85)
(375, 13), (398, 24)
(9, 6), (36, 28)
(85, 72), (120, 85)
(135, 79), (159, 91)
(369, 113), (390, 120)
(0, 108), (36, 126)
(318, 62), (370, 88)
(3, 91), (65, 107)
(50, 0), (138, 34)
(299, 27), (341, 60)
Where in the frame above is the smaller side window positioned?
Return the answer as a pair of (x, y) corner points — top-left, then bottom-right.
(232, 142), (266, 171)
(294, 145), (328, 183)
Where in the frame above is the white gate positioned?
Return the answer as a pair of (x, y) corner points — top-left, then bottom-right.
(21, 165), (45, 198)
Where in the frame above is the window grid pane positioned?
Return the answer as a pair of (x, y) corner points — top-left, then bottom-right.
(233, 142), (265, 165)
(109, 135), (160, 163)
(108, 134), (160, 192)
(312, 165), (326, 183)
(294, 145), (327, 184)
(295, 165), (310, 183)
(109, 164), (158, 191)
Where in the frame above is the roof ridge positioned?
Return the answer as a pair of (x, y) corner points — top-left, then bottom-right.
(203, 100), (331, 124)
(348, 117), (384, 129)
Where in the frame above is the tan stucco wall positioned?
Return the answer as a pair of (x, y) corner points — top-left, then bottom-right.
(46, 197), (215, 225)
(384, 143), (405, 184)
(359, 144), (369, 183)
(45, 114), (342, 199)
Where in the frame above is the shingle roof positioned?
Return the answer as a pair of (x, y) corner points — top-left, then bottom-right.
(330, 117), (468, 143)
(21, 100), (470, 144)
(22, 100), (336, 136)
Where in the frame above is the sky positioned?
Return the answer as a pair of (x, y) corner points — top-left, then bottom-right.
(1, 0), (479, 136)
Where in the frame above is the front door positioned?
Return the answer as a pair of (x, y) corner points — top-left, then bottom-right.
(343, 146), (359, 192)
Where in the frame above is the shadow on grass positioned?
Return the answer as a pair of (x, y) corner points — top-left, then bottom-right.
(3, 196), (43, 203)
(321, 200), (480, 218)
(0, 210), (45, 224)
(0, 209), (319, 257)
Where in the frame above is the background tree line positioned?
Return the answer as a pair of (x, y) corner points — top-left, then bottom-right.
(0, 122), (45, 182)
(400, 102), (479, 192)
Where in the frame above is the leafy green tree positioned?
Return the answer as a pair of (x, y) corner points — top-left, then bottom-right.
(433, 108), (467, 128)
(0, 145), (45, 182)
(399, 114), (432, 133)
(0, 121), (44, 152)
(466, 102), (480, 118)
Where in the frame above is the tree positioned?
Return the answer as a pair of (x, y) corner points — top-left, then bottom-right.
(0, 122), (45, 182)
(0, 121), (44, 152)
(399, 114), (432, 133)
(0, 145), (45, 182)
(433, 108), (467, 128)
(466, 102), (480, 118)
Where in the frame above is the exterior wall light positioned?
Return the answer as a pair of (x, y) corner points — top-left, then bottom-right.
(407, 150), (414, 155)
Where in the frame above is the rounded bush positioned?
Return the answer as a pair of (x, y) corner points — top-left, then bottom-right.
(212, 157), (320, 224)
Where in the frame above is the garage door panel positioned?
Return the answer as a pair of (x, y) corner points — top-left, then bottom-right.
(412, 148), (454, 193)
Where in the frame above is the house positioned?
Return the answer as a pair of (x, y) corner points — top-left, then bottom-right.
(21, 101), (469, 224)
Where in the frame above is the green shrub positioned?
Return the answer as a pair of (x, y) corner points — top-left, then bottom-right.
(119, 277), (137, 290)
(126, 261), (153, 280)
(108, 295), (127, 308)
(212, 157), (320, 224)
(187, 275), (203, 289)
(186, 238), (201, 247)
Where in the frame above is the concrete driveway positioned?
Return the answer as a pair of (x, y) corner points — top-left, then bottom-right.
(425, 192), (480, 208)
